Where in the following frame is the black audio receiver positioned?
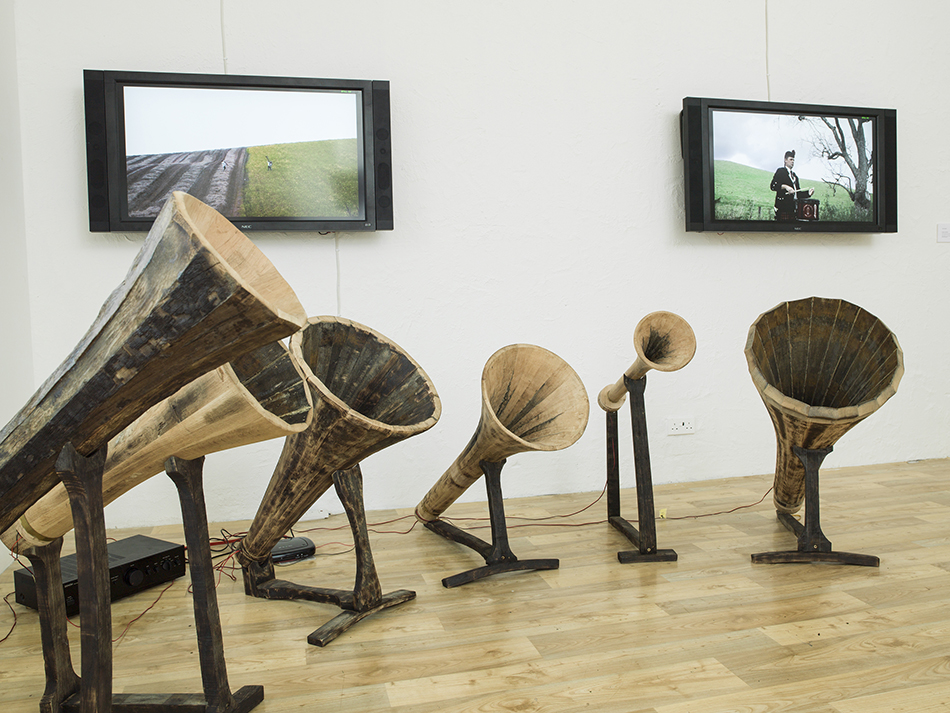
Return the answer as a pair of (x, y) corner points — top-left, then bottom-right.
(13, 534), (186, 616)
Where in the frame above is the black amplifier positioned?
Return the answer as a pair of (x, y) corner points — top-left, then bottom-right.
(13, 534), (186, 616)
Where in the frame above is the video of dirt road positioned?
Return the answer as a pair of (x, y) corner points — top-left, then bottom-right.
(126, 146), (248, 218)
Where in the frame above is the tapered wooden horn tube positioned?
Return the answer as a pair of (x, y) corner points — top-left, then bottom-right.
(415, 344), (589, 523)
(0, 192), (307, 534)
(2, 340), (312, 551)
(745, 297), (903, 514)
(598, 311), (696, 411)
(237, 316), (441, 564)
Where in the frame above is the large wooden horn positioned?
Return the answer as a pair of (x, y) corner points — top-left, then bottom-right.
(0, 191), (307, 534)
(237, 316), (441, 564)
(745, 297), (903, 514)
(598, 311), (696, 411)
(415, 344), (589, 524)
(1, 340), (312, 551)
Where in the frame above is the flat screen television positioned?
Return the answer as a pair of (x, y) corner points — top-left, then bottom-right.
(681, 97), (896, 233)
(83, 69), (393, 232)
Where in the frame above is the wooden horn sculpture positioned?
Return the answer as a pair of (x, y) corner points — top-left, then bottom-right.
(416, 344), (589, 588)
(0, 191), (307, 713)
(597, 311), (697, 412)
(236, 316), (441, 646)
(0, 191), (306, 533)
(598, 311), (695, 564)
(1, 339), (312, 552)
(746, 296), (903, 566)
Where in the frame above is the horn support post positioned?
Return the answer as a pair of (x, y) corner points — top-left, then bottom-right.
(751, 446), (879, 566)
(26, 447), (263, 713)
(606, 375), (678, 563)
(423, 459), (560, 588)
(237, 316), (440, 645)
(239, 465), (417, 648)
(600, 312), (695, 563)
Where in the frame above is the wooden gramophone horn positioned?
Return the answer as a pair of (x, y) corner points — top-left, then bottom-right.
(415, 344), (590, 523)
(2, 340), (312, 551)
(745, 297), (903, 514)
(237, 316), (441, 564)
(0, 191), (307, 534)
(598, 311), (696, 411)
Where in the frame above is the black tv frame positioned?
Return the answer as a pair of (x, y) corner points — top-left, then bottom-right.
(84, 69), (393, 233)
(681, 96), (897, 233)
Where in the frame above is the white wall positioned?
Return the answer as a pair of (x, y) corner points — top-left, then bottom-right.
(1, 0), (33, 573)
(3, 0), (949, 533)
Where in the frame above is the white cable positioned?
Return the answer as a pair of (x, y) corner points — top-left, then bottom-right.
(220, 0), (229, 74)
(335, 235), (342, 316)
(764, 0), (771, 100)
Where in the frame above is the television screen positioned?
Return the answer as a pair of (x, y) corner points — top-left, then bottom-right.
(123, 85), (364, 222)
(682, 97), (897, 233)
(84, 70), (393, 233)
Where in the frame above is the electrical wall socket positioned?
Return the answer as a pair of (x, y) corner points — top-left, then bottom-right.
(667, 418), (695, 435)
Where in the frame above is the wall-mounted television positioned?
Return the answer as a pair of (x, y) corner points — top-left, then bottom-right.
(681, 97), (896, 233)
(84, 69), (393, 233)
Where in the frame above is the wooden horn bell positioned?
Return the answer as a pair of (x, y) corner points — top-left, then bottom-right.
(598, 311), (696, 412)
(237, 316), (441, 565)
(745, 296), (903, 514)
(1, 339), (313, 551)
(415, 344), (590, 524)
(0, 192), (307, 534)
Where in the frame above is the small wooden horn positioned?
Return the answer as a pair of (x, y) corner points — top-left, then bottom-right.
(415, 344), (589, 523)
(2, 340), (312, 551)
(745, 297), (903, 513)
(0, 191), (306, 534)
(598, 311), (696, 412)
(237, 316), (441, 564)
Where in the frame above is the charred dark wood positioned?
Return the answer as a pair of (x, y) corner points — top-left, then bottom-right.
(165, 455), (263, 711)
(241, 465), (415, 647)
(610, 375), (678, 564)
(751, 446), (879, 567)
(0, 192), (306, 534)
(239, 317), (439, 564)
(20, 537), (81, 713)
(5, 339), (311, 552)
(56, 443), (111, 713)
(63, 687), (264, 713)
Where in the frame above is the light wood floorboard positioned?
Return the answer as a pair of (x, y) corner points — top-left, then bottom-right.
(1, 458), (949, 712)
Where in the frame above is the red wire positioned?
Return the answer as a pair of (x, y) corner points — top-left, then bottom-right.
(0, 481), (774, 646)
(0, 593), (16, 644)
(112, 580), (176, 644)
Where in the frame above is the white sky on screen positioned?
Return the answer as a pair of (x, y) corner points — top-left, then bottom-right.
(123, 85), (359, 156)
(712, 109), (872, 184)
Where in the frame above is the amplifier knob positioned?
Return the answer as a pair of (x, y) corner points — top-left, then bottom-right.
(124, 566), (145, 587)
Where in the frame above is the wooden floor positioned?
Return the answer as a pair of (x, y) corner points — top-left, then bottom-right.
(2, 458), (950, 712)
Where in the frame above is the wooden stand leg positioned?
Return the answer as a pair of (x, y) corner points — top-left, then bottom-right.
(606, 410), (621, 520)
(55, 443), (112, 713)
(163, 456), (264, 712)
(54, 454), (263, 712)
(424, 459), (560, 588)
(241, 465), (415, 647)
(21, 537), (81, 713)
(752, 446), (879, 566)
(610, 376), (677, 564)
